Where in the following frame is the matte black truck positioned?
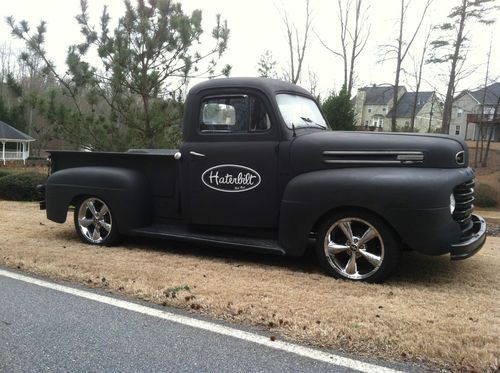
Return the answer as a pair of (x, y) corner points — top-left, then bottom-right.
(39, 78), (487, 282)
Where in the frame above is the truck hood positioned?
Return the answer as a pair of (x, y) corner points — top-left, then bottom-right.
(290, 131), (468, 173)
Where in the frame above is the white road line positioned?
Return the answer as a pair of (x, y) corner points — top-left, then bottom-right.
(0, 268), (402, 373)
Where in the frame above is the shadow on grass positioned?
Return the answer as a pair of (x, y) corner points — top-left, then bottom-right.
(56, 228), (483, 287)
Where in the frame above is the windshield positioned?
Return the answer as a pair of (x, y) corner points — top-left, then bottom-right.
(276, 94), (328, 130)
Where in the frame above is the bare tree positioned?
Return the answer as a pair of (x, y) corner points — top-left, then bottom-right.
(307, 68), (319, 98)
(428, 0), (498, 134)
(316, 0), (370, 97)
(380, 0), (432, 132)
(278, 0), (312, 84)
(0, 43), (15, 100)
(474, 37), (496, 167)
(409, 25), (433, 131)
(482, 94), (500, 167)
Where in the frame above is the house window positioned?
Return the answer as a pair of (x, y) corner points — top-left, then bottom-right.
(380, 120), (384, 127)
(455, 125), (460, 135)
(368, 107), (372, 113)
(457, 108), (463, 118)
(365, 120), (368, 125)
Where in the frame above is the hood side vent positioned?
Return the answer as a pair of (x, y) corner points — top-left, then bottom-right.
(322, 150), (424, 165)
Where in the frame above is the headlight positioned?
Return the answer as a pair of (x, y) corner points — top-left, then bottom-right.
(450, 194), (456, 214)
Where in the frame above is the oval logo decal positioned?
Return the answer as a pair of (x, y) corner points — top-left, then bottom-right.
(201, 164), (261, 193)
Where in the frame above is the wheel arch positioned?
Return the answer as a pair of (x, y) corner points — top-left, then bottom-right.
(309, 205), (402, 244)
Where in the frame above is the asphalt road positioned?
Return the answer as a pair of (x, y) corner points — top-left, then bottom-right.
(0, 269), (425, 373)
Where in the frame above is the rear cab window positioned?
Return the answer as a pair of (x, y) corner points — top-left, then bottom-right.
(200, 95), (271, 134)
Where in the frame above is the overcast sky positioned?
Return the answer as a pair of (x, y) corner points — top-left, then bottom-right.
(0, 0), (499, 99)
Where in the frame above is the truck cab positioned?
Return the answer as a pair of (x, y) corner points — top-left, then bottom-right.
(40, 78), (487, 283)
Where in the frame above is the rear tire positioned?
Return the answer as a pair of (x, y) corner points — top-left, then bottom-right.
(315, 209), (400, 283)
(74, 197), (119, 246)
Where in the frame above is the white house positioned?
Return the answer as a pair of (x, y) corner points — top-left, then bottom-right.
(0, 120), (35, 165)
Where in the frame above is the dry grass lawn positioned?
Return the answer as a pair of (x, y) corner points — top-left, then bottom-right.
(0, 201), (499, 372)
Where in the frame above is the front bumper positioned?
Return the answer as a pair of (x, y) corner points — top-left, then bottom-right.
(450, 214), (487, 260)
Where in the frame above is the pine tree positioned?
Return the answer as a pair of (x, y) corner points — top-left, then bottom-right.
(7, 0), (230, 150)
(321, 86), (356, 131)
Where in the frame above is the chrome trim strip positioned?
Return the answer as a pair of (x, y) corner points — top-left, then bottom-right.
(324, 160), (402, 164)
(396, 154), (424, 161)
(322, 150), (424, 165)
(323, 150), (424, 156)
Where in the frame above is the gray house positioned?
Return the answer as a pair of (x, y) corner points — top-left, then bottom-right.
(449, 82), (500, 141)
(353, 85), (442, 132)
(387, 91), (442, 132)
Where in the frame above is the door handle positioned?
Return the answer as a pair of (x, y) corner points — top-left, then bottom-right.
(189, 151), (206, 157)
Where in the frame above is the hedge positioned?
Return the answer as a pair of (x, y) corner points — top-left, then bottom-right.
(0, 170), (14, 178)
(474, 183), (498, 208)
(0, 172), (47, 201)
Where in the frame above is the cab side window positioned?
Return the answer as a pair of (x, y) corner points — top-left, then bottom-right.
(200, 95), (271, 134)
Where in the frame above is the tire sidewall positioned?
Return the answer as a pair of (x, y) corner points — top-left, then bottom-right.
(315, 209), (400, 283)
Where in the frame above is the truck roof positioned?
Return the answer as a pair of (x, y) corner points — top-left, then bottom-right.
(189, 77), (312, 97)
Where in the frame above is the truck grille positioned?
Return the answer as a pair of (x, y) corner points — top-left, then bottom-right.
(453, 179), (475, 240)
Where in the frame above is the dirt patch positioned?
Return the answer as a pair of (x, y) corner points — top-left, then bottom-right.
(0, 201), (499, 372)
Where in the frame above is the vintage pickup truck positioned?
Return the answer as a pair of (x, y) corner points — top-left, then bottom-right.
(39, 78), (486, 282)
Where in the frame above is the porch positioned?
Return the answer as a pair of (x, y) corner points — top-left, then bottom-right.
(0, 120), (35, 165)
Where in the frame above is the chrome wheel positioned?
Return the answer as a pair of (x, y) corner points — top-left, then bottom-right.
(323, 217), (384, 280)
(77, 198), (112, 244)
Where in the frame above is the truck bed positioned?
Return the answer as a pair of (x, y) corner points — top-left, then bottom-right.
(49, 150), (181, 221)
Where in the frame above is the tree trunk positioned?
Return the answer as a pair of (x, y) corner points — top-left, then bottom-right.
(347, 0), (362, 97)
(427, 98), (434, 133)
(410, 79), (421, 132)
(441, 0), (467, 134)
(474, 124), (481, 168)
(411, 27), (431, 131)
(391, 0), (405, 132)
(481, 96), (500, 167)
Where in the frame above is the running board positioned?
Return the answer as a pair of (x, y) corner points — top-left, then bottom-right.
(131, 224), (286, 255)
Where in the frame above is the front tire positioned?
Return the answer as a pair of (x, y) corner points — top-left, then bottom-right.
(74, 197), (119, 246)
(315, 210), (400, 283)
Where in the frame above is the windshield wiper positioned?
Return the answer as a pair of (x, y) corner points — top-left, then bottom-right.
(300, 116), (327, 130)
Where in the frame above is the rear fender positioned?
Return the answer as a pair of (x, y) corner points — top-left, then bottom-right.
(46, 167), (151, 233)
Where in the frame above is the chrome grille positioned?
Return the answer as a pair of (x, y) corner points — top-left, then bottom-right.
(453, 179), (475, 239)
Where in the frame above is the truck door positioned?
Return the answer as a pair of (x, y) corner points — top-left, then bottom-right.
(181, 91), (280, 228)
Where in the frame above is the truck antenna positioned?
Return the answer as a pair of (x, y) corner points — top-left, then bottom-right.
(291, 123), (297, 137)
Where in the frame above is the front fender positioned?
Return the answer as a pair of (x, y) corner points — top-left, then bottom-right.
(46, 167), (151, 233)
(278, 167), (475, 256)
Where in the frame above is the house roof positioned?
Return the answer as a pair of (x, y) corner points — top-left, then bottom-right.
(469, 82), (500, 105)
(387, 91), (434, 118)
(362, 86), (397, 105)
(0, 120), (34, 141)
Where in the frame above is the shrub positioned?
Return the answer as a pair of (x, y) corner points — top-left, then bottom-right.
(474, 183), (498, 208)
(0, 172), (47, 201)
(0, 170), (12, 178)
